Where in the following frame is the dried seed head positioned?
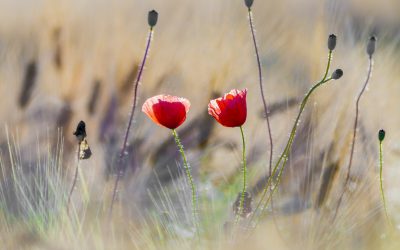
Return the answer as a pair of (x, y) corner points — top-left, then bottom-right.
(367, 36), (376, 57)
(148, 10), (158, 28)
(378, 129), (385, 142)
(331, 69), (343, 80)
(73, 120), (87, 142)
(328, 34), (337, 51)
(245, 0), (254, 8)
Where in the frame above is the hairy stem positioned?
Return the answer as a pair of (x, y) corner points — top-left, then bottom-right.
(109, 28), (154, 220)
(251, 51), (333, 225)
(379, 140), (390, 224)
(332, 56), (373, 222)
(235, 126), (247, 224)
(172, 129), (199, 234)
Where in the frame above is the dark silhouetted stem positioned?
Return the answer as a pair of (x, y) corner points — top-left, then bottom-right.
(172, 129), (199, 234)
(332, 56), (372, 222)
(109, 28), (154, 220)
(67, 143), (81, 215)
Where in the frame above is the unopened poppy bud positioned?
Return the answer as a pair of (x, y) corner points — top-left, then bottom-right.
(367, 36), (376, 57)
(328, 34), (337, 51)
(378, 129), (385, 142)
(148, 10), (158, 28)
(331, 69), (343, 80)
(245, 0), (254, 8)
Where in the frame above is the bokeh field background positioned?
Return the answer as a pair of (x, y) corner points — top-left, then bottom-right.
(1, 0), (400, 249)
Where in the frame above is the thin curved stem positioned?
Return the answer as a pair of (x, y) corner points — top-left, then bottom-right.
(172, 129), (199, 234)
(253, 78), (332, 227)
(108, 28), (154, 220)
(332, 56), (373, 222)
(248, 9), (273, 180)
(247, 8), (289, 244)
(251, 51), (333, 225)
(67, 143), (80, 215)
(379, 140), (390, 225)
(235, 126), (247, 224)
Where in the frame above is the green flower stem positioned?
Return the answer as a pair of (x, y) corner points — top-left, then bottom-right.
(379, 140), (390, 225)
(251, 51), (333, 226)
(235, 126), (247, 224)
(172, 129), (199, 233)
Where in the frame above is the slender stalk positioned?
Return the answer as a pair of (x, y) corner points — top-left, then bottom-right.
(332, 55), (373, 222)
(379, 139), (390, 224)
(247, 8), (287, 243)
(251, 51), (333, 224)
(109, 28), (154, 220)
(247, 8), (273, 180)
(172, 129), (199, 234)
(235, 126), (247, 224)
(67, 142), (81, 215)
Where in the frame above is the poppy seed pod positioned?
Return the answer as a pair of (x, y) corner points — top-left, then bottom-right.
(148, 10), (158, 28)
(328, 34), (337, 51)
(331, 69), (343, 80)
(245, 0), (254, 8)
(367, 36), (376, 57)
(378, 129), (385, 142)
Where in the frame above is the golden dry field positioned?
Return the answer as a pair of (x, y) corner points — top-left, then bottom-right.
(1, 0), (400, 249)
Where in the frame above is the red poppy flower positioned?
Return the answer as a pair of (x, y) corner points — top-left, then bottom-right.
(208, 89), (247, 127)
(142, 94), (191, 129)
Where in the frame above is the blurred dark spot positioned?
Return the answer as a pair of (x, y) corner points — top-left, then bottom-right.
(121, 62), (138, 93)
(18, 60), (37, 109)
(99, 95), (118, 142)
(315, 162), (339, 209)
(52, 27), (63, 70)
(87, 80), (101, 115)
(56, 102), (72, 130)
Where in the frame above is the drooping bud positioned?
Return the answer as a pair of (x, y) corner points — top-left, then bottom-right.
(378, 129), (385, 142)
(328, 34), (337, 51)
(331, 69), (343, 80)
(367, 36), (376, 57)
(148, 10), (158, 28)
(245, 0), (254, 8)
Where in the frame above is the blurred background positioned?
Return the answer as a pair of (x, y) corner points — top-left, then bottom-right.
(0, 0), (400, 249)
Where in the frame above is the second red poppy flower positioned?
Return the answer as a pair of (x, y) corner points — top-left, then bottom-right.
(208, 88), (247, 127)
